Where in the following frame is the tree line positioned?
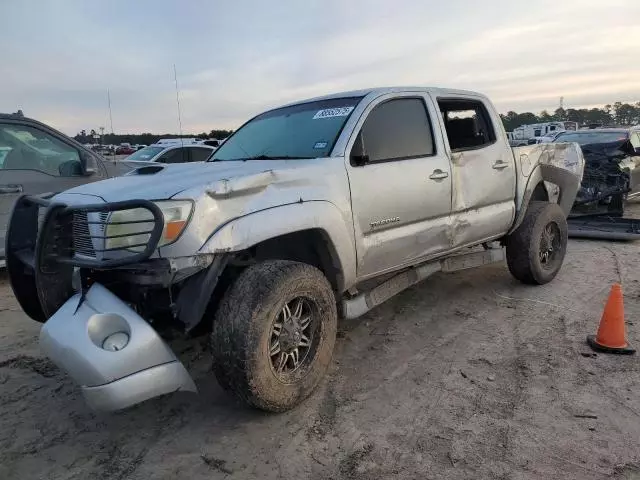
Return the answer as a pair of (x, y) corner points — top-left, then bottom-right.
(73, 100), (640, 144)
(500, 101), (640, 132)
(73, 129), (234, 145)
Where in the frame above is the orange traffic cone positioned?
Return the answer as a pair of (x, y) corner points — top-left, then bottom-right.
(587, 283), (635, 354)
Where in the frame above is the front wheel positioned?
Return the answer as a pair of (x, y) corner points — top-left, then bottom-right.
(211, 260), (337, 412)
(506, 201), (568, 285)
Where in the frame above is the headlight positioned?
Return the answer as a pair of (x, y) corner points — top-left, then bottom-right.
(105, 200), (193, 252)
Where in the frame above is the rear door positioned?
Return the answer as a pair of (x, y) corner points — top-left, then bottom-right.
(434, 96), (516, 248)
(0, 121), (106, 258)
(345, 93), (453, 279)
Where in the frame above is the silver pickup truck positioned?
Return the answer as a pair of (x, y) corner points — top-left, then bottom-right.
(6, 87), (584, 413)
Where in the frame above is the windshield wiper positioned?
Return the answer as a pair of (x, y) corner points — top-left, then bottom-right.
(244, 155), (315, 160)
(208, 155), (315, 162)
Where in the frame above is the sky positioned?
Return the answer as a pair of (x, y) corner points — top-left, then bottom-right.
(1, 0), (639, 135)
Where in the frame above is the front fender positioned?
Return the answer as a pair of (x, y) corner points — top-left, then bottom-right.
(199, 200), (357, 291)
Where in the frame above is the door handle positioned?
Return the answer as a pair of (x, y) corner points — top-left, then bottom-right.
(492, 160), (509, 170)
(0, 185), (23, 194)
(429, 169), (449, 180)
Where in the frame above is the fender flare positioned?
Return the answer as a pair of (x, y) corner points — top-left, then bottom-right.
(199, 200), (357, 291)
(509, 164), (581, 234)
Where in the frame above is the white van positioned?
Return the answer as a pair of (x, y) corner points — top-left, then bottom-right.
(512, 121), (578, 146)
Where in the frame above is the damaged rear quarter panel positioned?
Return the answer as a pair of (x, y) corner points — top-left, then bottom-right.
(509, 142), (584, 233)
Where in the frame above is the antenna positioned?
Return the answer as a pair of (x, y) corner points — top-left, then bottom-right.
(107, 89), (114, 134)
(173, 64), (184, 147)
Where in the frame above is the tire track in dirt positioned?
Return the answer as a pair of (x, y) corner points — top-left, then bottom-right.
(300, 265), (520, 478)
(491, 242), (635, 479)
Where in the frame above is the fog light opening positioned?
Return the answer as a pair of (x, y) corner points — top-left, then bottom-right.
(102, 332), (130, 352)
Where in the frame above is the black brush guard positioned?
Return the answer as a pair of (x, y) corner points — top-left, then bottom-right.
(6, 195), (164, 322)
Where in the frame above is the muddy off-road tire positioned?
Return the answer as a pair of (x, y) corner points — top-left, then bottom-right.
(506, 201), (568, 285)
(211, 260), (337, 412)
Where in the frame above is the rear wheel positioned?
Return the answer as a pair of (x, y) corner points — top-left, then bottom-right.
(211, 260), (337, 412)
(506, 201), (568, 285)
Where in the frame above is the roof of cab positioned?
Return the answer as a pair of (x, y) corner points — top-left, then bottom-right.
(0, 112), (38, 122)
(280, 86), (487, 108)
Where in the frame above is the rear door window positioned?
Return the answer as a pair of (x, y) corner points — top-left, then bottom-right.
(437, 99), (497, 151)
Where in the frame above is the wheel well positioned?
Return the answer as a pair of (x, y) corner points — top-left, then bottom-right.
(190, 229), (343, 334)
(247, 229), (343, 292)
(531, 182), (549, 202)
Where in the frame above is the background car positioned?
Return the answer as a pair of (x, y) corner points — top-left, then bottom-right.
(115, 144), (136, 155)
(553, 128), (640, 214)
(124, 142), (215, 163)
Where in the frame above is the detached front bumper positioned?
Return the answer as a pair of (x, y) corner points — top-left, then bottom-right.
(40, 282), (197, 411)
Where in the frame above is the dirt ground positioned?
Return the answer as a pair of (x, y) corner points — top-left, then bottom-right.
(2, 209), (640, 479)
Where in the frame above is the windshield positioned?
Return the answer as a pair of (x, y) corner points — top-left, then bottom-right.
(126, 146), (165, 161)
(554, 131), (628, 145)
(210, 97), (363, 161)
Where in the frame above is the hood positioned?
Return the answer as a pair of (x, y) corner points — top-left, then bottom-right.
(62, 160), (307, 202)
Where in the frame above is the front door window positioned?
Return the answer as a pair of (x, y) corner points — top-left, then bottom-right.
(0, 123), (82, 176)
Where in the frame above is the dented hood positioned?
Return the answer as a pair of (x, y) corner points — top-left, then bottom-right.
(62, 160), (300, 202)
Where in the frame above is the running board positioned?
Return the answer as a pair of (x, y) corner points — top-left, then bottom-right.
(342, 248), (505, 319)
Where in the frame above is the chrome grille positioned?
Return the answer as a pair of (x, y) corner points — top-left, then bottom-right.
(72, 211), (94, 257)
(72, 212), (109, 258)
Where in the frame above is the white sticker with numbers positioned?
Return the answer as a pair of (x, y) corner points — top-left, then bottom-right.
(313, 107), (354, 119)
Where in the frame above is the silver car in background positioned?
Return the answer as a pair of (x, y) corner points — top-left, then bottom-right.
(125, 142), (215, 164)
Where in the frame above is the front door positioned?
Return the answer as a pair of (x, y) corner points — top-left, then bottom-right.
(0, 121), (103, 258)
(155, 146), (189, 164)
(434, 96), (516, 247)
(346, 94), (453, 279)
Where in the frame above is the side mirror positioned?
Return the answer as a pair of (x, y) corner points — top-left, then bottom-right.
(635, 147), (640, 156)
(80, 151), (98, 176)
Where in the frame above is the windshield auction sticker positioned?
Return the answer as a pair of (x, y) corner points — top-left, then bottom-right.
(313, 107), (354, 119)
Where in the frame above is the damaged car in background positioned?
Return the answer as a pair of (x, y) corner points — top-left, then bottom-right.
(7, 87), (584, 413)
(553, 128), (640, 215)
